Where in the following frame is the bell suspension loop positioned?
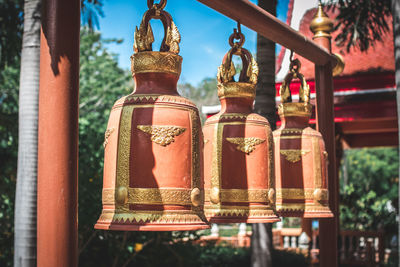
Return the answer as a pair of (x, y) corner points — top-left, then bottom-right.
(218, 23), (258, 85)
(135, 0), (180, 54)
(280, 52), (310, 104)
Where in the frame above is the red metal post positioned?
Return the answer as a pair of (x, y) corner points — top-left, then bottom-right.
(315, 64), (338, 267)
(37, 0), (80, 266)
(311, 4), (339, 267)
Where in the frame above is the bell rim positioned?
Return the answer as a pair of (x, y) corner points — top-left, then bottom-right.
(95, 208), (210, 231)
(275, 205), (333, 218)
(204, 204), (279, 223)
(275, 210), (334, 218)
(206, 216), (281, 224)
(94, 221), (210, 231)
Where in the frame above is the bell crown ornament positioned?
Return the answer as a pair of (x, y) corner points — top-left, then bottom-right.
(278, 57), (312, 118)
(273, 54), (333, 218)
(217, 28), (258, 100)
(131, 0), (182, 76)
(95, 0), (209, 231)
(203, 25), (279, 223)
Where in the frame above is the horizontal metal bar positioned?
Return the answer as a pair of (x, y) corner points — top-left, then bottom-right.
(196, 0), (337, 66)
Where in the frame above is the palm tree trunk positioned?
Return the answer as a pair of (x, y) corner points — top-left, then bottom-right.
(254, 0), (277, 129)
(392, 0), (400, 258)
(14, 0), (41, 266)
(251, 1), (277, 267)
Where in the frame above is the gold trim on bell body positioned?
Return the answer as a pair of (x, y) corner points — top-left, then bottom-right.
(128, 188), (194, 205)
(103, 187), (204, 206)
(210, 123), (223, 204)
(113, 102), (202, 211)
(115, 105), (135, 211)
(275, 189), (328, 200)
(205, 189), (270, 203)
(312, 136), (323, 188)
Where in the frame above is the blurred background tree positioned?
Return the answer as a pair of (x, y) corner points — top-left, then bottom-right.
(0, 63), (20, 267)
(328, 0), (392, 52)
(179, 77), (219, 121)
(340, 147), (398, 234)
(0, 0), (23, 69)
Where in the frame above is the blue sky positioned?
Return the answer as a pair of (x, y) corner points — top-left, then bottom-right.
(99, 0), (289, 85)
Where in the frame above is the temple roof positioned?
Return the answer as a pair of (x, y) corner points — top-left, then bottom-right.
(276, 2), (395, 81)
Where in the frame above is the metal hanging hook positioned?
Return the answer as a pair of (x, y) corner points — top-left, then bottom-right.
(236, 21), (241, 35)
(289, 50), (301, 73)
(229, 21), (245, 48)
(147, 0), (167, 10)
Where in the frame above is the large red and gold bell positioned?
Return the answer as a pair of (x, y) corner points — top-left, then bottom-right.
(95, 1), (209, 231)
(273, 59), (333, 218)
(203, 30), (279, 223)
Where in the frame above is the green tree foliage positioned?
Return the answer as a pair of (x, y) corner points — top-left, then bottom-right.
(340, 147), (398, 234)
(327, 0), (392, 52)
(0, 0), (104, 69)
(178, 77), (219, 121)
(78, 28), (132, 264)
(179, 77), (218, 105)
(0, 64), (19, 267)
(0, 0), (23, 68)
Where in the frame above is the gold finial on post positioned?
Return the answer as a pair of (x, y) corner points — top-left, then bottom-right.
(310, 2), (344, 76)
(310, 2), (334, 39)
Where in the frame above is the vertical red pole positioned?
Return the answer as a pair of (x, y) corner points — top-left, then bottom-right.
(311, 4), (338, 267)
(37, 0), (80, 266)
(315, 64), (338, 267)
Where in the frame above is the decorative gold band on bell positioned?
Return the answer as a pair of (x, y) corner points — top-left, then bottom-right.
(273, 57), (333, 218)
(95, 0), (209, 231)
(278, 102), (313, 118)
(131, 51), (182, 75)
(203, 25), (279, 223)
